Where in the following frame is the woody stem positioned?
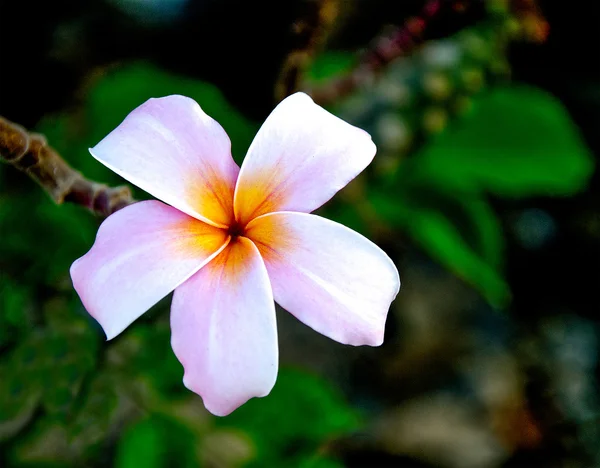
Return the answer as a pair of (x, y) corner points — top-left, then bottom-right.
(306, 0), (465, 106)
(0, 115), (136, 216)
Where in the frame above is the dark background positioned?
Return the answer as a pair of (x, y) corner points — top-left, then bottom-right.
(1, 1), (599, 467)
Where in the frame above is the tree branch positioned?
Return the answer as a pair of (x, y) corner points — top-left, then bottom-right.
(0, 116), (135, 216)
(275, 0), (341, 102)
(306, 0), (459, 106)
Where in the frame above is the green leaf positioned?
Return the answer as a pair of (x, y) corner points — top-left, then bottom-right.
(220, 368), (359, 467)
(0, 278), (31, 347)
(115, 418), (163, 468)
(0, 375), (41, 442)
(66, 372), (120, 454)
(0, 314), (99, 423)
(372, 183), (509, 306)
(411, 85), (594, 197)
(306, 52), (356, 83)
(110, 323), (185, 396)
(115, 415), (198, 468)
(0, 190), (97, 287)
(0, 333), (48, 439)
(297, 455), (346, 468)
(376, 84), (593, 304)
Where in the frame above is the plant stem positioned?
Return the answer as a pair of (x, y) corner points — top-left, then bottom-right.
(307, 0), (457, 105)
(0, 116), (135, 216)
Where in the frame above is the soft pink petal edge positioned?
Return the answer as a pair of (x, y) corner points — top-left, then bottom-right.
(170, 237), (278, 416)
(71, 200), (229, 340)
(246, 211), (400, 346)
(233, 92), (377, 223)
(89, 95), (239, 228)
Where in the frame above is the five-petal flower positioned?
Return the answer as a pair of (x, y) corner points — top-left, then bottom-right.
(70, 92), (400, 416)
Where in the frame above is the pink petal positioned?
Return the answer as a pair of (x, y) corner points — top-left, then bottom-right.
(70, 200), (229, 340)
(90, 95), (239, 228)
(170, 237), (278, 417)
(246, 212), (400, 346)
(233, 92), (376, 225)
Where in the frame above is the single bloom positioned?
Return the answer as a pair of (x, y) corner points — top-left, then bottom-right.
(71, 92), (400, 416)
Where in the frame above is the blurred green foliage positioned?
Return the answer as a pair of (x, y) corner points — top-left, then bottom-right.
(379, 85), (593, 305)
(373, 187), (510, 305)
(309, 49), (593, 306)
(306, 52), (356, 84)
(220, 368), (358, 468)
(116, 415), (198, 468)
(0, 30), (596, 465)
(406, 86), (593, 197)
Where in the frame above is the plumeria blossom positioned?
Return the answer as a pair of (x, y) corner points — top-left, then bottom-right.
(70, 92), (400, 416)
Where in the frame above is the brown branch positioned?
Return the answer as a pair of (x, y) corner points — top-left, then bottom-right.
(0, 116), (135, 216)
(306, 0), (461, 106)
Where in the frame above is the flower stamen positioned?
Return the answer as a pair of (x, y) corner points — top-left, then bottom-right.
(227, 221), (245, 240)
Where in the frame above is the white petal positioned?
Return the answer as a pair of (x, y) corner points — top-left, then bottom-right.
(246, 212), (400, 346)
(70, 200), (229, 339)
(170, 237), (278, 416)
(234, 92), (376, 225)
(90, 95), (239, 227)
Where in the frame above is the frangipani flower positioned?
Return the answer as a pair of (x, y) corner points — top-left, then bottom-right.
(70, 92), (400, 416)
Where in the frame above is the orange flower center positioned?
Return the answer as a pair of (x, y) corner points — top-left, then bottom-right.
(227, 220), (246, 240)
